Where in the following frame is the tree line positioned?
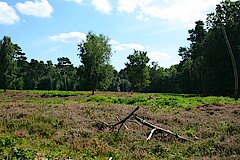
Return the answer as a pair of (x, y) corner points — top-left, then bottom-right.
(0, 0), (239, 98)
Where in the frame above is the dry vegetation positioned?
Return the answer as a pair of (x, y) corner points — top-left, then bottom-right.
(0, 90), (240, 159)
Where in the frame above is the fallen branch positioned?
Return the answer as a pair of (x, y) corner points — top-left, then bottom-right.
(133, 115), (190, 142)
(96, 106), (139, 133)
(116, 116), (129, 130)
(147, 128), (156, 140)
(95, 106), (191, 142)
(108, 106), (139, 127)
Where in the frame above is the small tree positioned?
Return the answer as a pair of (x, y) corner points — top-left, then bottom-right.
(78, 32), (112, 95)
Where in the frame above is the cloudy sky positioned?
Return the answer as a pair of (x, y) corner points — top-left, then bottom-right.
(0, 0), (221, 70)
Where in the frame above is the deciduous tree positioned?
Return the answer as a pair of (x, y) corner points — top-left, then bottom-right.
(78, 32), (112, 95)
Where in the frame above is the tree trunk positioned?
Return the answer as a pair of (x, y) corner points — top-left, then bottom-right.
(50, 77), (53, 90)
(201, 72), (206, 95)
(3, 76), (6, 92)
(64, 76), (67, 91)
(64, 70), (67, 91)
(222, 26), (239, 100)
(92, 90), (95, 95)
(13, 76), (16, 90)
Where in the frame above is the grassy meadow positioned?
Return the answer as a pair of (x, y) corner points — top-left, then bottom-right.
(0, 90), (240, 159)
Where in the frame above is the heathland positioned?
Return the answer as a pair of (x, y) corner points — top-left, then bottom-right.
(0, 90), (240, 159)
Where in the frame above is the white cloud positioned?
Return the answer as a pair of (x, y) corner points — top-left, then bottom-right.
(65, 0), (83, 4)
(16, 0), (53, 18)
(117, 0), (139, 13)
(0, 2), (19, 25)
(113, 43), (145, 51)
(117, 0), (221, 27)
(91, 0), (112, 14)
(109, 39), (119, 45)
(49, 32), (86, 43)
(148, 50), (171, 62)
(117, 0), (150, 13)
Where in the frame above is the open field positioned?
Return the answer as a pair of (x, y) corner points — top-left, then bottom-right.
(0, 90), (240, 159)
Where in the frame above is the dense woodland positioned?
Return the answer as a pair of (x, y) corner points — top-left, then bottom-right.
(0, 0), (239, 97)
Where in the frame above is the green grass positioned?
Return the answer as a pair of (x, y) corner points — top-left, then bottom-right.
(82, 94), (240, 109)
(14, 90), (90, 96)
(1, 90), (240, 108)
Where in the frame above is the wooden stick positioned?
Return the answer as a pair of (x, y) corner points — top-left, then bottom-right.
(147, 128), (156, 140)
(133, 115), (190, 142)
(116, 116), (129, 130)
(96, 106), (139, 133)
(108, 106), (139, 127)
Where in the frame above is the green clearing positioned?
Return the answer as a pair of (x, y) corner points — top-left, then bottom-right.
(0, 90), (240, 159)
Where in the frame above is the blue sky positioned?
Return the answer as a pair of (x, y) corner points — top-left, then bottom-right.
(0, 0), (222, 70)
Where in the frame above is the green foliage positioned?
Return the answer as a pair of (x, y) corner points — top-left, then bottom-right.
(18, 90), (89, 96)
(0, 135), (37, 159)
(0, 135), (17, 149)
(56, 57), (77, 91)
(0, 2), (239, 158)
(78, 32), (113, 95)
(1, 2), (239, 97)
(206, 0), (240, 28)
(170, 0), (240, 97)
(1, 0), (240, 97)
(206, 0), (240, 99)
(83, 93), (240, 109)
(125, 50), (150, 92)
(0, 36), (19, 91)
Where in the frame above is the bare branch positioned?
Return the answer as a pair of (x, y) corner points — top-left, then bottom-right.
(147, 128), (156, 140)
(133, 115), (190, 142)
(116, 116), (129, 130)
(95, 106), (191, 142)
(108, 106), (139, 127)
(95, 106), (139, 133)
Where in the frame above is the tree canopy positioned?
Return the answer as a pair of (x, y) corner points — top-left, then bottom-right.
(0, 0), (239, 98)
(0, 36), (19, 91)
(125, 50), (150, 92)
(77, 32), (113, 95)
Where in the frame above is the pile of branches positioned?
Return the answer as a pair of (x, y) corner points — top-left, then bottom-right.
(96, 106), (196, 142)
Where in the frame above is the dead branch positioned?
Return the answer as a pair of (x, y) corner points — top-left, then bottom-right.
(95, 106), (191, 142)
(133, 115), (190, 142)
(108, 106), (139, 127)
(95, 119), (110, 126)
(147, 128), (156, 140)
(116, 116), (129, 130)
(96, 106), (139, 133)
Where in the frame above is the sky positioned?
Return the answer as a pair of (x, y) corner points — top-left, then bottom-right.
(0, 0), (222, 71)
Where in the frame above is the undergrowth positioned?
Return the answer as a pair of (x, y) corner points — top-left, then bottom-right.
(82, 94), (240, 109)
(0, 90), (239, 159)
